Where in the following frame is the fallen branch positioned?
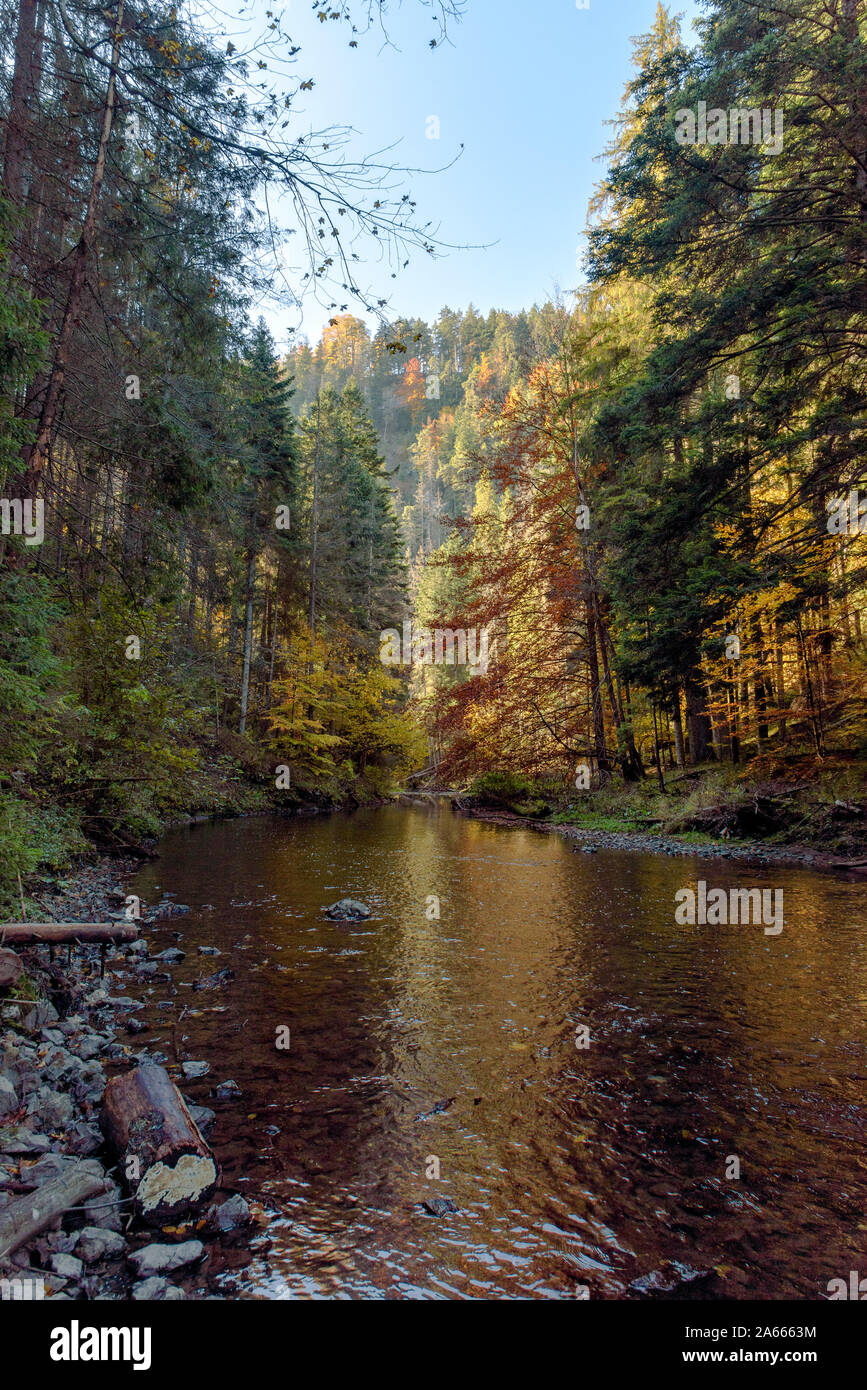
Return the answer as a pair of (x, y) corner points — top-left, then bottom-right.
(0, 922), (138, 944)
(0, 1163), (107, 1260)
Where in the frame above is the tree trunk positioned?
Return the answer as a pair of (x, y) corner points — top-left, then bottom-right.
(671, 696), (686, 768)
(18, 1), (125, 498)
(239, 542), (256, 735)
(685, 676), (711, 764)
(101, 1064), (218, 1225)
(586, 608), (609, 775)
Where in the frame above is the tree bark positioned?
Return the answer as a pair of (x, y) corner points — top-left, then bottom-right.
(239, 541), (256, 734)
(0, 1162), (107, 1260)
(0, 922), (137, 944)
(101, 1064), (218, 1225)
(18, 1), (125, 496)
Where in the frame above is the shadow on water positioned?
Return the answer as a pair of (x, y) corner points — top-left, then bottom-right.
(128, 804), (867, 1299)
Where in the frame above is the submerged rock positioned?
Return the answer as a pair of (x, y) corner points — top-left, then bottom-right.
(181, 1061), (210, 1079)
(628, 1261), (714, 1296)
(213, 1195), (251, 1232)
(213, 1079), (241, 1100)
(324, 898), (371, 921)
(187, 1103), (216, 1135)
(421, 1197), (458, 1218)
(192, 968), (234, 992)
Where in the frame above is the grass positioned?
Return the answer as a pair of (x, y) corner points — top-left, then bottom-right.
(463, 753), (866, 853)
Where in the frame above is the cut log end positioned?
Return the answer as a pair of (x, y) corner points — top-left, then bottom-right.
(137, 1153), (218, 1221)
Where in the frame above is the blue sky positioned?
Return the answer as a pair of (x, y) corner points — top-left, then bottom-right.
(237, 0), (701, 348)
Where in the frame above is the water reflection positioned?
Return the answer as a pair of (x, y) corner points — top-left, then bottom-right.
(129, 805), (867, 1300)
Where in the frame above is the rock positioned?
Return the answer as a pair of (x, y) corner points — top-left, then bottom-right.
(27, 1086), (75, 1128)
(22, 1000), (59, 1033)
(72, 1035), (104, 1061)
(71, 1060), (106, 1107)
(126, 1018), (148, 1035)
(74, 1226), (128, 1262)
(155, 948), (186, 963)
(213, 1080), (241, 1100)
(213, 1195), (251, 1232)
(45, 1230), (78, 1254)
(126, 939), (149, 955)
(192, 968), (234, 992)
(26, 1152), (84, 1185)
(188, 1104), (215, 1135)
(50, 1252), (84, 1280)
(181, 1061), (210, 1079)
(582, 846), (597, 854)
(0, 1075), (18, 1117)
(83, 1182), (124, 1232)
(67, 1122), (103, 1156)
(197, 947), (221, 956)
(152, 902), (190, 921)
(132, 1276), (186, 1300)
(324, 898), (371, 921)
(421, 1197), (458, 1217)
(0, 1126), (52, 1154)
(0, 949), (23, 989)
(128, 1240), (204, 1277)
(628, 1261), (713, 1296)
(134, 962), (158, 977)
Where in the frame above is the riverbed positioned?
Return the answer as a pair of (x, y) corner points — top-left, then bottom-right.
(128, 803), (867, 1300)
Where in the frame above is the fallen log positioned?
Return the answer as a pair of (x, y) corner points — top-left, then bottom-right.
(0, 1161), (108, 1261)
(101, 1064), (218, 1225)
(0, 948), (23, 989)
(0, 922), (138, 945)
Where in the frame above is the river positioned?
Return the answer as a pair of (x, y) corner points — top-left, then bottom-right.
(127, 804), (867, 1300)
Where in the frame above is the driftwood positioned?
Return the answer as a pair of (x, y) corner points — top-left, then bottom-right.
(0, 949), (23, 988)
(0, 922), (138, 945)
(101, 1064), (218, 1224)
(0, 1162), (108, 1260)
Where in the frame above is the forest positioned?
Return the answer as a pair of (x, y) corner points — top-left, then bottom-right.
(1, 0), (865, 915)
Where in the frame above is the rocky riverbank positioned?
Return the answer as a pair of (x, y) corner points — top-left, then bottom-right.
(0, 856), (252, 1302)
(460, 808), (867, 875)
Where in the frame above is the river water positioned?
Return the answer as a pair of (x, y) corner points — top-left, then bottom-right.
(128, 804), (867, 1300)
